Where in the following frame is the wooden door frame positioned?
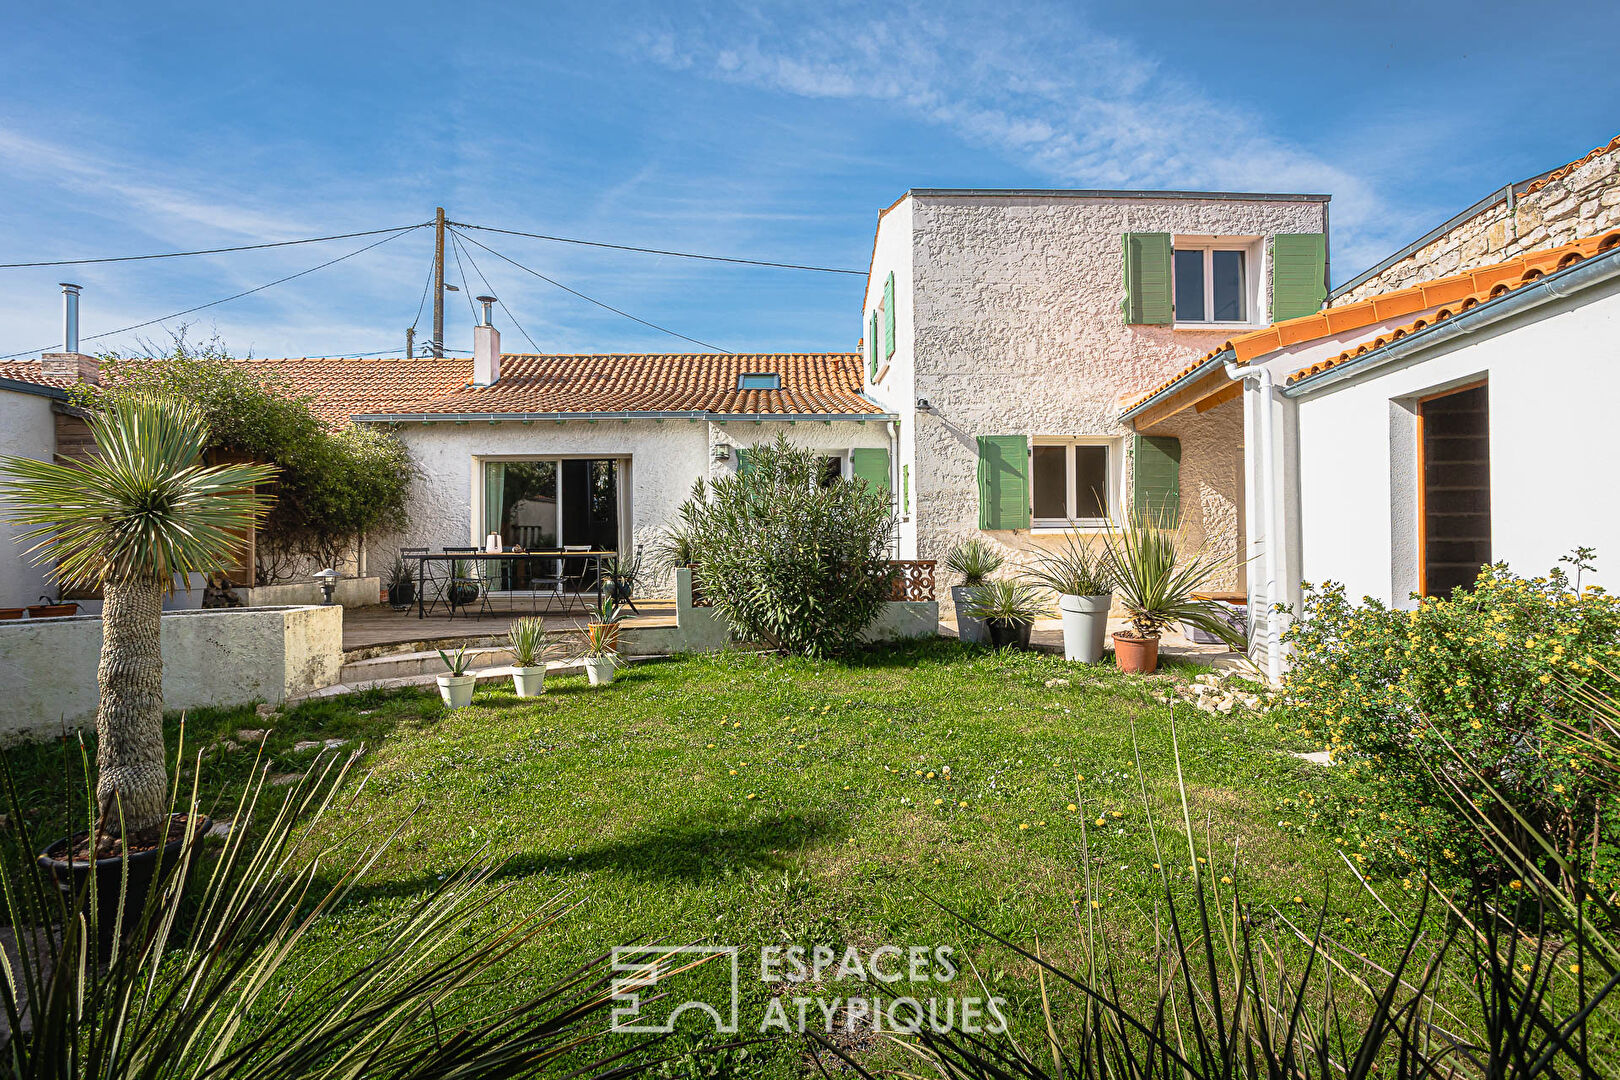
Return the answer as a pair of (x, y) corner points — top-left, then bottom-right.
(1414, 378), (1488, 597)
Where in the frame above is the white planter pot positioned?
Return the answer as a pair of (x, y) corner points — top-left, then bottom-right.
(437, 673), (476, 709)
(584, 657), (616, 686)
(511, 665), (547, 697)
(951, 585), (990, 645)
(1058, 593), (1112, 664)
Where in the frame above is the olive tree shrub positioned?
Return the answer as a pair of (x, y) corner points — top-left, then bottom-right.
(75, 334), (415, 583)
(676, 434), (896, 657)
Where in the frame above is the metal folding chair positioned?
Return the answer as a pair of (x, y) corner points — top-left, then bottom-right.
(443, 547), (483, 619)
(401, 546), (451, 616)
(560, 545), (592, 612)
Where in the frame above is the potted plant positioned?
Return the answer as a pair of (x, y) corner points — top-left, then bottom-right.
(448, 559), (480, 608)
(586, 595), (623, 654)
(507, 617), (564, 697)
(1023, 529), (1112, 664)
(0, 394), (273, 945)
(1096, 508), (1243, 674)
(943, 537), (1004, 645)
(436, 645), (477, 708)
(963, 579), (1047, 650)
(384, 558), (416, 610)
(26, 594), (79, 618)
(582, 621), (619, 686)
(603, 548), (642, 605)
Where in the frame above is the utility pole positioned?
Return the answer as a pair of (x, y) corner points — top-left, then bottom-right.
(405, 326), (415, 359)
(432, 206), (446, 358)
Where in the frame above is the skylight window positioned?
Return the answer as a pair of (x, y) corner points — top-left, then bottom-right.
(737, 372), (781, 390)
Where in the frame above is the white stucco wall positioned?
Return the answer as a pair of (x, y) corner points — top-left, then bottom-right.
(864, 191), (1326, 604)
(0, 387), (58, 609)
(1291, 275), (1620, 605)
(861, 197), (920, 556)
(375, 417), (894, 596)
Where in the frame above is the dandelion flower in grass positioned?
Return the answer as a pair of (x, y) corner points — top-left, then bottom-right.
(1539, 674), (1553, 685)
(1293, 895), (1304, 904)
(747, 794), (757, 800)
(926, 771), (936, 779)
(1554, 783), (1567, 794)
(1095, 817), (1106, 827)
(1510, 879), (1523, 890)
(1110, 811), (1123, 819)
(1019, 823), (1030, 830)
(1221, 875), (1233, 884)
(1067, 803), (1078, 812)
(934, 798), (944, 806)
(1038, 820), (1046, 826)
(707, 743), (716, 749)
(728, 769), (737, 775)
(733, 721), (742, 728)
(797, 744), (806, 750)
(958, 800), (968, 808)
(1090, 900), (1099, 910)
(1571, 963), (1582, 975)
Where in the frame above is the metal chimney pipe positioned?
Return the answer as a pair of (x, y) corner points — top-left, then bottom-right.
(475, 295), (496, 327)
(60, 283), (82, 353)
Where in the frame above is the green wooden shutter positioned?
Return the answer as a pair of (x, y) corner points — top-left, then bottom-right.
(976, 435), (1030, 530)
(868, 310), (879, 379)
(1270, 233), (1327, 321)
(1132, 435), (1181, 522)
(851, 447), (890, 495)
(883, 272), (896, 358)
(735, 447), (753, 477)
(902, 464), (910, 514)
(1121, 232), (1173, 325)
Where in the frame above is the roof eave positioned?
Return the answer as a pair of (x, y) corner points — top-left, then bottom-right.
(351, 409), (897, 424)
(1118, 351), (1235, 424)
(1288, 245), (1620, 397)
(0, 376), (70, 400)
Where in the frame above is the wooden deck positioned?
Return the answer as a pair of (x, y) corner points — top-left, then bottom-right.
(341, 599), (677, 654)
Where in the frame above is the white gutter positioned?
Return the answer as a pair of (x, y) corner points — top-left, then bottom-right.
(1224, 360), (1284, 684)
(351, 410), (899, 424)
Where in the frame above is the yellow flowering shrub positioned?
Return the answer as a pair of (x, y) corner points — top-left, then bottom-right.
(1281, 560), (1620, 886)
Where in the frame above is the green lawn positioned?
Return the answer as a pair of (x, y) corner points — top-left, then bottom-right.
(6, 640), (1415, 1077)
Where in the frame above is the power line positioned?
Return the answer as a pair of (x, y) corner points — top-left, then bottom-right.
(0, 223), (433, 270)
(408, 246), (436, 332)
(0, 226), (422, 361)
(451, 228), (731, 353)
(451, 232), (543, 354)
(450, 220), (866, 276)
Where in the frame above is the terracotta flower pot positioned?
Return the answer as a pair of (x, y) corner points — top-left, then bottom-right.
(589, 622), (620, 653)
(0, 608), (24, 620)
(1112, 632), (1159, 674)
(27, 603), (78, 618)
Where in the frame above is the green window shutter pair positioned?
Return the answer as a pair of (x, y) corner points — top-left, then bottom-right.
(1270, 233), (1327, 321)
(734, 447), (753, 477)
(1121, 232), (1173, 325)
(976, 435), (1030, 530)
(1132, 435), (1181, 522)
(868, 310), (879, 380)
(851, 447), (890, 494)
(882, 272), (896, 358)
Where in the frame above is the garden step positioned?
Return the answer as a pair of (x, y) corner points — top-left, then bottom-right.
(339, 646), (515, 683)
(294, 654), (669, 703)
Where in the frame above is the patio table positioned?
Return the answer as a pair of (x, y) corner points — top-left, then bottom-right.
(404, 550), (615, 619)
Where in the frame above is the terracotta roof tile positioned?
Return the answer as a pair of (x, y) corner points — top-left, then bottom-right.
(1123, 229), (1620, 413)
(1285, 229), (1620, 386)
(0, 353), (878, 423)
(1522, 135), (1620, 196)
(0, 362), (73, 391)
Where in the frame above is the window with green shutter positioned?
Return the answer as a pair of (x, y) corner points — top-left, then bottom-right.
(1132, 435), (1181, 522)
(1270, 233), (1327, 321)
(734, 447), (753, 477)
(976, 435), (1030, 530)
(851, 447), (890, 495)
(882, 272), (896, 358)
(868, 310), (879, 380)
(1122, 232), (1173, 325)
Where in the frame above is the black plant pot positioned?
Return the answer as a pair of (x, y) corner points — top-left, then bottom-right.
(387, 580), (416, 610)
(450, 583), (479, 608)
(985, 618), (1033, 650)
(38, 814), (211, 959)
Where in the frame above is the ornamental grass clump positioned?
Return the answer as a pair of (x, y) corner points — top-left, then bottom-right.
(676, 434), (896, 657)
(1281, 554), (1620, 893)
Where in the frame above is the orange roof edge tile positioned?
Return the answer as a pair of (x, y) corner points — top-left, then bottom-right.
(1122, 228), (1620, 418)
(1285, 228), (1620, 389)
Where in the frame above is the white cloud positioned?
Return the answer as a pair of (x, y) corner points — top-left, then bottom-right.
(633, 2), (1418, 276)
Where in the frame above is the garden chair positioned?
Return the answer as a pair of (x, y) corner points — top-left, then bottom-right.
(443, 547), (487, 619)
(400, 546), (452, 616)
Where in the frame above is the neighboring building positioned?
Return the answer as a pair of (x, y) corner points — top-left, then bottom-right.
(1335, 134), (1620, 304)
(858, 187), (1330, 605)
(0, 362), (73, 609)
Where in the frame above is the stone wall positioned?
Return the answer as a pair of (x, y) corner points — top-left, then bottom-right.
(1335, 137), (1620, 304)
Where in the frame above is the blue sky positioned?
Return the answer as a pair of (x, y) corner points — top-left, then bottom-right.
(1, 1), (1615, 360)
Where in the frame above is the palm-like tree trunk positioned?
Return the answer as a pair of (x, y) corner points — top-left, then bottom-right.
(95, 578), (169, 843)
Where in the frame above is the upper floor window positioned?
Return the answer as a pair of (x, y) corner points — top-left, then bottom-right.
(737, 372), (781, 390)
(1174, 241), (1252, 326)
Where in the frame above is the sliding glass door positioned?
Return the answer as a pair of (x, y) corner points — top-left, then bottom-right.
(483, 458), (622, 590)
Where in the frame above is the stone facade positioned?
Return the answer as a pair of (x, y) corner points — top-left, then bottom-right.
(1334, 136), (1620, 304)
(860, 191), (1327, 609)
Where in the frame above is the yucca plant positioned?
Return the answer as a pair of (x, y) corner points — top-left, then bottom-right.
(1021, 528), (1109, 598)
(0, 394), (274, 845)
(0, 744), (671, 1079)
(943, 538), (1004, 587)
(961, 579), (1046, 624)
(1097, 505), (1242, 645)
(508, 616), (565, 669)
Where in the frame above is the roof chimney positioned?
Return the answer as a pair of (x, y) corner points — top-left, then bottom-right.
(40, 283), (100, 385)
(472, 295), (500, 386)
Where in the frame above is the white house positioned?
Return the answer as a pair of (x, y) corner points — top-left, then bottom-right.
(856, 187), (1330, 607)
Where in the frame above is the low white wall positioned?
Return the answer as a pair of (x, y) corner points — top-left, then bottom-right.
(0, 605), (343, 742)
(242, 575), (381, 608)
